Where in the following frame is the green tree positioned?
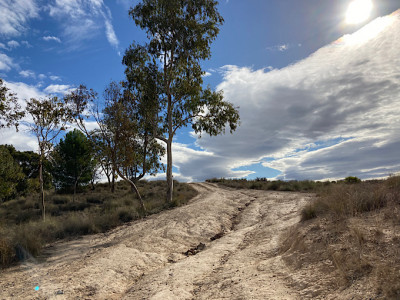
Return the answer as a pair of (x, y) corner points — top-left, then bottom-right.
(26, 97), (74, 221)
(4, 144), (52, 194)
(51, 129), (97, 199)
(0, 145), (24, 202)
(65, 83), (165, 213)
(0, 78), (24, 129)
(123, 0), (240, 203)
(92, 132), (116, 192)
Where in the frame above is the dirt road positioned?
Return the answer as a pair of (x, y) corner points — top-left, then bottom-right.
(0, 183), (311, 299)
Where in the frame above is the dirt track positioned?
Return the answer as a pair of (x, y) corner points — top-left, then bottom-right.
(0, 183), (312, 299)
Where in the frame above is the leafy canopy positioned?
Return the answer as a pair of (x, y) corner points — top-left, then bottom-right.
(0, 78), (24, 130)
(51, 129), (97, 192)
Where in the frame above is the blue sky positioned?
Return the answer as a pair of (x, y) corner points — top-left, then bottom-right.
(1, 0), (400, 182)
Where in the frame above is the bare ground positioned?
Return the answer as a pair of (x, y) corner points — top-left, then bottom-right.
(0, 183), (312, 299)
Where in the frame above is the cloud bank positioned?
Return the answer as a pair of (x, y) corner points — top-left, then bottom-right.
(173, 11), (400, 181)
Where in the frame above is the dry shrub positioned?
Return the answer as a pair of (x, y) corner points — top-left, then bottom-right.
(307, 182), (391, 220)
(376, 265), (400, 299)
(0, 234), (15, 266)
(0, 180), (198, 268)
(330, 249), (372, 285)
(282, 177), (400, 298)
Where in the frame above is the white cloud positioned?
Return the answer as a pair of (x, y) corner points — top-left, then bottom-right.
(38, 74), (47, 80)
(266, 43), (302, 52)
(104, 18), (119, 49)
(19, 70), (36, 78)
(0, 125), (37, 151)
(0, 43), (7, 50)
(203, 72), (212, 77)
(7, 40), (20, 48)
(0, 53), (17, 71)
(43, 36), (61, 43)
(44, 84), (73, 95)
(0, 0), (39, 36)
(4, 80), (44, 103)
(49, 75), (61, 81)
(21, 41), (32, 48)
(46, 0), (119, 51)
(174, 12), (400, 181)
(278, 44), (288, 51)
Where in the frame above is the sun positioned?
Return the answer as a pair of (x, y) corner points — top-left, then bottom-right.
(346, 0), (373, 24)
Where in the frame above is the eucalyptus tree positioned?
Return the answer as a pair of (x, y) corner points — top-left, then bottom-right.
(65, 83), (165, 213)
(123, 0), (240, 203)
(0, 78), (24, 129)
(26, 97), (74, 221)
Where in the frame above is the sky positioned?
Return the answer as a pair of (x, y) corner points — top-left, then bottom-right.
(1, 0), (400, 182)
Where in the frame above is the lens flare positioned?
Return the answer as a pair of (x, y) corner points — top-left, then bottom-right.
(346, 0), (373, 24)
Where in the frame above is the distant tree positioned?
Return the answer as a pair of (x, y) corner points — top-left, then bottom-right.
(4, 144), (52, 194)
(0, 145), (24, 202)
(26, 97), (74, 221)
(51, 129), (97, 199)
(0, 78), (24, 129)
(124, 0), (240, 203)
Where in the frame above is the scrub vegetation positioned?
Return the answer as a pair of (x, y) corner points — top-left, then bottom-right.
(0, 180), (197, 268)
(280, 175), (400, 299)
(206, 177), (331, 192)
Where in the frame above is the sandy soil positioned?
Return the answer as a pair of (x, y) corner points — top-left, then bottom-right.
(0, 183), (312, 299)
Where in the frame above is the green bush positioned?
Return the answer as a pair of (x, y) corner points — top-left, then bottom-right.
(344, 176), (361, 184)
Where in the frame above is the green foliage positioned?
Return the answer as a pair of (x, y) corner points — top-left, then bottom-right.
(124, 0), (240, 202)
(4, 144), (52, 193)
(51, 129), (97, 192)
(344, 176), (361, 184)
(26, 96), (76, 221)
(0, 146), (24, 202)
(0, 78), (24, 129)
(101, 82), (165, 182)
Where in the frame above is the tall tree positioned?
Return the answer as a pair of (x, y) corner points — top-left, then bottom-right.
(0, 78), (24, 129)
(123, 0), (240, 203)
(26, 97), (73, 221)
(51, 129), (97, 199)
(65, 83), (165, 213)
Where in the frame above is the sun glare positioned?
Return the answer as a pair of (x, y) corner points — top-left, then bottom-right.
(346, 0), (373, 24)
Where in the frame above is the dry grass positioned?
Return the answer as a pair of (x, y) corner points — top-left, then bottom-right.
(207, 177), (329, 192)
(280, 175), (400, 299)
(0, 180), (197, 268)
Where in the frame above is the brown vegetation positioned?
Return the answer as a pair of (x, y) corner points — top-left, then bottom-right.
(0, 180), (197, 268)
(280, 175), (400, 299)
(206, 177), (329, 192)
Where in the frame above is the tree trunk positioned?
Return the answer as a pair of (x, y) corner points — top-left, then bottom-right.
(166, 138), (173, 203)
(73, 180), (77, 202)
(115, 169), (147, 214)
(166, 81), (173, 203)
(39, 157), (45, 222)
(111, 170), (115, 193)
